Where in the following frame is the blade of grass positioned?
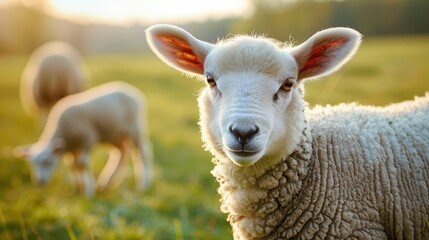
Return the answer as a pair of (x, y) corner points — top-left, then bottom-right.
(19, 216), (28, 240)
(173, 219), (183, 240)
(0, 208), (13, 240)
(65, 224), (77, 240)
(28, 221), (42, 240)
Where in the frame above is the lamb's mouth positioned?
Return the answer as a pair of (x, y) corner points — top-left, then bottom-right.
(224, 146), (263, 166)
(229, 150), (260, 158)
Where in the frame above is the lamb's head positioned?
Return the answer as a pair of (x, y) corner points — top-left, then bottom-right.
(14, 138), (65, 184)
(146, 25), (361, 167)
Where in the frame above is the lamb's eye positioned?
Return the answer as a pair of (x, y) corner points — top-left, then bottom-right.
(280, 78), (293, 91)
(206, 74), (216, 87)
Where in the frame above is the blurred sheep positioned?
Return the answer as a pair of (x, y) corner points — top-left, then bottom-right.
(14, 81), (153, 197)
(20, 41), (87, 123)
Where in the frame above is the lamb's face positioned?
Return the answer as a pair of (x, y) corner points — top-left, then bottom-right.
(15, 141), (62, 185)
(146, 24), (361, 167)
(199, 38), (304, 166)
(28, 143), (60, 185)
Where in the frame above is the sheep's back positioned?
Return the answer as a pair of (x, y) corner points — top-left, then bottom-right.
(33, 54), (85, 108)
(44, 82), (145, 148)
(20, 42), (86, 116)
(306, 94), (429, 239)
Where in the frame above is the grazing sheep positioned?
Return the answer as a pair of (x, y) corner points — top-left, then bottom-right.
(20, 41), (87, 123)
(146, 24), (429, 239)
(14, 82), (153, 197)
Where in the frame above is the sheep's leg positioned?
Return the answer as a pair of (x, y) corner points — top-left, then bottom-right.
(70, 151), (83, 194)
(70, 168), (82, 194)
(97, 142), (127, 191)
(132, 140), (153, 190)
(73, 151), (95, 197)
(70, 167), (82, 194)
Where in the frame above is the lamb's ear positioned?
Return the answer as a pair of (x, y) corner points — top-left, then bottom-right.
(291, 27), (362, 81)
(13, 145), (32, 159)
(145, 24), (214, 75)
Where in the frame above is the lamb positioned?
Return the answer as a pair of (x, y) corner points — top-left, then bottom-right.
(146, 24), (429, 239)
(20, 41), (87, 123)
(14, 81), (153, 197)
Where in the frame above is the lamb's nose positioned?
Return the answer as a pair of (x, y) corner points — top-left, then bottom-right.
(35, 178), (46, 186)
(230, 125), (259, 144)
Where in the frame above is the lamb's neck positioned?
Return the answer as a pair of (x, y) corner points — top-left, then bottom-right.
(39, 114), (66, 144)
(211, 127), (313, 239)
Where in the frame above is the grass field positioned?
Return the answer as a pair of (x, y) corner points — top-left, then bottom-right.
(0, 35), (428, 240)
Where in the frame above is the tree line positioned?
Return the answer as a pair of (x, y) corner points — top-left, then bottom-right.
(231, 0), (429, 42)
(0, 0), (428, 54)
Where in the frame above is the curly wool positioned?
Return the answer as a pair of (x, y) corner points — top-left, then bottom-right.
(211, 94), (429, 239)
(212, 126), (312, 239)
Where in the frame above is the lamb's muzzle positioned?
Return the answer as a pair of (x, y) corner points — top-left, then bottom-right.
(223, 113), (267, 166)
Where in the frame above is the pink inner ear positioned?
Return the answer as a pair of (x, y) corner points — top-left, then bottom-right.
(299, 38), (347, 76)
(157, 34), (204, 72)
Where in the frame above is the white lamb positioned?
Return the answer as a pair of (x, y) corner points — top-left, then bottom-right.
(20, 41), (87, 123)
(146, 24), (429, 239)
(14, 82), (153, 197)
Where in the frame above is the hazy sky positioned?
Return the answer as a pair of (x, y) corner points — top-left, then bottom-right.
(46, 0), (253, 25)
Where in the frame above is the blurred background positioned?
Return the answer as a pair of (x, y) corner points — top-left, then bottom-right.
(1, 0), (429, 54)
(0, 0), (428, 239)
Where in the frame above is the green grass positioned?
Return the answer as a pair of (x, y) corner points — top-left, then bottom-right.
(1, 35), (428, 239)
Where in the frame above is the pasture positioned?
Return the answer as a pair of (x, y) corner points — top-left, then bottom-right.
(0, 35), (428, 239)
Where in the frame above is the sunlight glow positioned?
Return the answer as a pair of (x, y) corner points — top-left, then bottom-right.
(48, 0), (253, 25)
(0, 0), (15, 7)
